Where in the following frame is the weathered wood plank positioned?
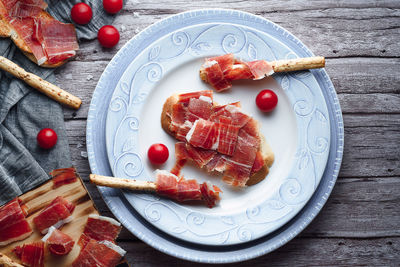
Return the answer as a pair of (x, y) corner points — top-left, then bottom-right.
(116, 237), (400, 266)
(67, 2), (400, 62)
(64, 113), (400, 179)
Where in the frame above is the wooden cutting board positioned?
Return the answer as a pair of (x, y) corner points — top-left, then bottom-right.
(0, 172), (107, 266)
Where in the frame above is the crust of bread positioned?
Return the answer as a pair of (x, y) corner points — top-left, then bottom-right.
(161, 94), (274, 186)
(0, 9), (72, 68)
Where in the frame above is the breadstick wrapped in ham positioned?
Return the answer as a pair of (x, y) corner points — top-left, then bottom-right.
(155, 170), (221, 208)
(200, 53), (325, 91)
(89, 172), (222, 208)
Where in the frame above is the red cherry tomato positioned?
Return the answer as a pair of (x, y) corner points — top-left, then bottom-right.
(148, 144), (169, 165)
(256, 89), (278, 112)
(103, 0), (123, 14)
(97, 25), (120, 48)
(71, 3), (93, 25)
(37, 128), (58, 149)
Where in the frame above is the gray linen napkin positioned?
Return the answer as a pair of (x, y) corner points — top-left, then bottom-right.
(0, 0), (116, 205)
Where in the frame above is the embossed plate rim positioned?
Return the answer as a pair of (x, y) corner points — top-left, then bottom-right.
(87, 8), (343, 263)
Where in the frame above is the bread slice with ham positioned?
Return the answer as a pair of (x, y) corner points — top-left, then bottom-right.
(0, 0), (78, 67)
(161, 90), (274, 187)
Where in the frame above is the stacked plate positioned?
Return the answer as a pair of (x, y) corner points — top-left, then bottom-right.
(87, 9), (343, 263)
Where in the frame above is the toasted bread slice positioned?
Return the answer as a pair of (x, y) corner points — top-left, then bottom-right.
(0, 9), (72, 68)
(161, 93), (274, 186)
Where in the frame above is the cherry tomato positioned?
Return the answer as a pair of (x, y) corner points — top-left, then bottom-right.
(256, 89), (278, 112)
(103, 0), (123, 14)
(148, 143), (169, 165)
(37, 128), (58, 149)
(97, 25), (120, 48)
(71, 3), (93, 25)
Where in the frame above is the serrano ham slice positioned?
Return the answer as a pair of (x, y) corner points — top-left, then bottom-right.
(0, 198), (32, 246)
(36, 18), (78, 65)
(33, 196), (75, 234)
(78, 214), (121, 249)
(72, 239), (126, 267)
(50, 167), (78, 188)
(13, 241), (44, 267)
(41, 226), (74, 255)
(200, 54), (325, 91)
(5, 0), (47, 18)
(9, 17), (47, 65)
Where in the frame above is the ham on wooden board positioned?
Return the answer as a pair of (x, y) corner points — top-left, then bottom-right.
(0, 0), (78, 65)
(33, 196), (75, 234)
(166, 90), (267, 187)
(13, 241), (45, 267)
(50, 167), (78, 189)
(200, 53), (274, 91)
(78, 214), (122, 249)
(41, 226), (74, 255)
(72, 239), (126, 267)
(0, 198), (32, 247)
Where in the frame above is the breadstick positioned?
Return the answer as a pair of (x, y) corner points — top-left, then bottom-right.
(270, 56), (325, 72)
(89, 174), (157, 192)
(0, 56), (81, 110)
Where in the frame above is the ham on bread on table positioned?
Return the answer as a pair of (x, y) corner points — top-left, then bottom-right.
(0, 0), (79, 67)
(163, 90), (273, 187)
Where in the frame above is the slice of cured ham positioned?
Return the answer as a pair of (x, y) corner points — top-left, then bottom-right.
(72, 239), (126, 267)
(78, 214), (121, 249)
(5, 0), (47, 18)
(50, 167), (78, 188)
(170, 91), (213, 135)
(223, 129), (260, 187)
(33, 196), (75, 234)
(177, 90), (213, 104)
(36, 18), (79, 64)
(9, 17), (47, 65)
(41, 226), (74, 255)
(200, 54), (274, 91)
(0, 198), (32, 246)
(155, 170), (221, 208)
(186, 118), (240, 156)
(13, 241), (44, 267)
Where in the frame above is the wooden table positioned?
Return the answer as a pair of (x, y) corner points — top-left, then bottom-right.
(55, 1), (400, 265)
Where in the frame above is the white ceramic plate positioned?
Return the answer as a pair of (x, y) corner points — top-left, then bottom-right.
(104, 18), (330, 246)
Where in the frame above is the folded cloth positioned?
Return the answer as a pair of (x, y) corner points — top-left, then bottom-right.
(0, 1), (116, 205)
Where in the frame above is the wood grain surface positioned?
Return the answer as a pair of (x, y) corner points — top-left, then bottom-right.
(52, 0), (399, 266)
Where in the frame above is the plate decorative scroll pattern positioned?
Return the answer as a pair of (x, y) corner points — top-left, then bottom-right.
(106, 24), (330, 245)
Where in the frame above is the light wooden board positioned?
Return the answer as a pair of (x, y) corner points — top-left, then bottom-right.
(0, 177), (98, 266)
